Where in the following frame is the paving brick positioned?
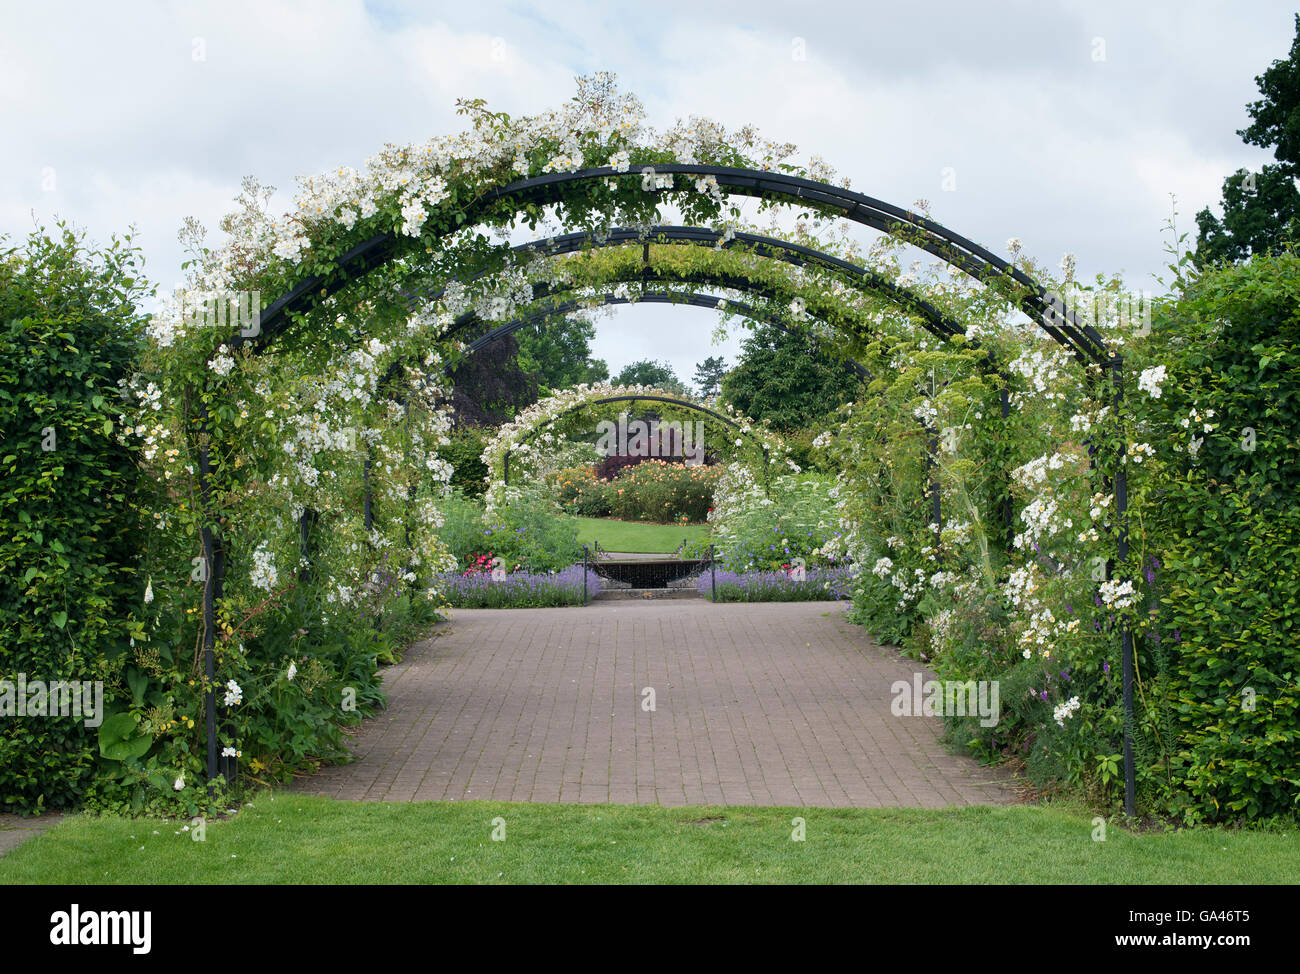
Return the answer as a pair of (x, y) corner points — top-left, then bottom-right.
(292, 601), (1021, 807)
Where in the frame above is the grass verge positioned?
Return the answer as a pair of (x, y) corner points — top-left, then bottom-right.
(575, 517), (710, 553)
(0, 796), (1292, 884)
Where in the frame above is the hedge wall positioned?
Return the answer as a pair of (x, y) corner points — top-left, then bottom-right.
(0, 225), (148, 813)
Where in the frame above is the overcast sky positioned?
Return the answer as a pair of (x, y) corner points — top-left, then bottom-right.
(3, 0), (1294, 385)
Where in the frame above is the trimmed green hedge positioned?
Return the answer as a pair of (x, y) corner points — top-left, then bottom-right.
(0, 225), (149, 813)
(1143, 251), (1300, 822)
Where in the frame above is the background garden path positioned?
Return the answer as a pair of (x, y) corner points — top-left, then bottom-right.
(291, 601), (1022, 806)
(0, 814), (62, 857)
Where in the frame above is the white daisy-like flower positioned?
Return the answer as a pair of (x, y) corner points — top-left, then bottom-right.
(1138, 365), (1167, 399)
(1053, 696), (1082, 727)
(210, 347), (235, 376)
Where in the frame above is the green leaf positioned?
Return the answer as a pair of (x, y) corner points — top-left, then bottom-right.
(98, 711), (137, 748)
(126, 667), (149, 707)
(98, 711), (153, 763)
(51, 610), (67, 629)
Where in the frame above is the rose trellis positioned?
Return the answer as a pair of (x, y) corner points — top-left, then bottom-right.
(478, 382), (789, 512)
(121, 74), (1141, 812)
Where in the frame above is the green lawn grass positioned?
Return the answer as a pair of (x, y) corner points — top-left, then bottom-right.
(1, 796), (1292, 884)
(575, 516), (711, 553)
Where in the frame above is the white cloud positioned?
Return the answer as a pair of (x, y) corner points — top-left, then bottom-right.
(2, 0), (1295, 373)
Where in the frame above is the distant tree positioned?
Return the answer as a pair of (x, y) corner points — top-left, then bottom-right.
(1196, 15), (1300, 263)
(692, 355), (728, 397)
(445, 315), (610, 425)
(613, 359), (690, 396)
(446, 332), (538, 427)
(720, 324), (862, 433)
(514, 315), (608, 392)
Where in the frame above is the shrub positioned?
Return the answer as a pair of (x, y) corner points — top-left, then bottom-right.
(1135, 251), (1300, 822)
(0, 225), (149, 813)
(437, 488), (582, 574)
(552, 466), (612, 517)
(707, 472), (842, 572)
(438, 426), (489, 498)
(606, 460), (721, 523)
(436, 490), (493, 564)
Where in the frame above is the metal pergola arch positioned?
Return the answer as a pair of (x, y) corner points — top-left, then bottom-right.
(439, 264), (1016, 555)
(429, 225), (965, 346)
(315, 221), (972, 394)
(199, 164), (1136, 817)
(454, 290), (871, 378)
(239, 167), (1112, 364)
(500, 392), (768, 489)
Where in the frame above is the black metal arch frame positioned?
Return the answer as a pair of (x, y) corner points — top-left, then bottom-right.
(199, 164), (1135, 817)
(373, 219), (967, 398)
(500, 392), (765, 488)
(365, 221), (971, 398)
(431, 225), (964, 346)
(458, 291), (870, 376)
(242, 166), (1111, 365)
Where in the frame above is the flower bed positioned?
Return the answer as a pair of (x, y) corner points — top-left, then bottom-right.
(437, 564), (601, 608)
(699, 566), (854, 603)
(606, 459), (721, 523)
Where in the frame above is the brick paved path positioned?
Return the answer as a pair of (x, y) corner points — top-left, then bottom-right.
(293, 600), (1020, 807)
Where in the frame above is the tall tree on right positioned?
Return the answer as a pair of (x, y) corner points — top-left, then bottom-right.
(720, 323), (863, 433)
(1195, 15), (1300, 264)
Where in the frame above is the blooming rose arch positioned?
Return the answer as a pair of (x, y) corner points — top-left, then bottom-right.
(135, 74), (1135, 813)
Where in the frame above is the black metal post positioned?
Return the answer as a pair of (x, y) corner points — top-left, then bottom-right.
(213, 535), (234, 785)
(582, 545), (588, 606)
(926, 427), (942, 568)
(200, 477), (217, 789)
(197, 394), (218, 792)
(298, 508), (317, 584)
(1000, 386), (1014, 543)
(403, 411), (414, 580)
(1111, 357), (1136, 819)
(503, 450), (510, 488)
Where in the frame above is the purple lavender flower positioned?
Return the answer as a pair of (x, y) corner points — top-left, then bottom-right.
(699, 566), (855, 603)
(434, 564), (602, 608)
